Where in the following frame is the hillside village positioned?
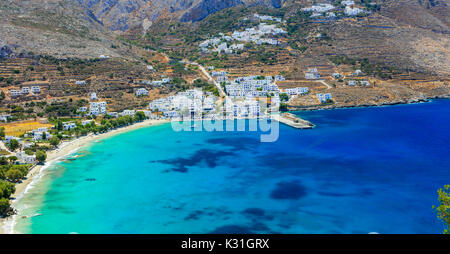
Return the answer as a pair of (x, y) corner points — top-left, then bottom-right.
(1, 2), (450, 168)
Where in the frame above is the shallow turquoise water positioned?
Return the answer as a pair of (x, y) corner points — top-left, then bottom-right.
(14, 100), (450, 233)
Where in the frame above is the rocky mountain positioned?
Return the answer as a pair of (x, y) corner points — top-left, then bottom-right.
(0, 0), (119, 58)
(0, 0), (449, 78)
(75, 0), (285, 31)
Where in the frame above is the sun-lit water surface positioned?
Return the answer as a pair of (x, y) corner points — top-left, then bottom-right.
(13, 99), (450, 234)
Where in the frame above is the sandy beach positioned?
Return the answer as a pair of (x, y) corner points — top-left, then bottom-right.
(0, 119), (169, 234)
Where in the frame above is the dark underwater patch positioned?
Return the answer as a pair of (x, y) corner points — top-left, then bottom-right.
(242, 208), (265, 217)
(184, 210), (204, 221)
(270, 180), (307, 200)
(153, 149), (234, 172)
(206, 137), (258, 150)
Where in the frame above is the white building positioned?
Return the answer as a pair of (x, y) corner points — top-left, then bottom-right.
(345, 6), (365, 16)
(63, 122), (76, 130)
(107, 112), (119, 118)
(90, 92), (98, 101)
(18, 152), (35, 164)
(90, 101), (107, 115)
(353, 69), (364, 76)
(135, 88), (149, 96)
(317, 93), (333, 103)
(305, 68), (321, 80)
(10, 90), (21, 97)
(120, 110), (135, 117)
(82, 120), (94, 126)
(31, 86), (41, 94)
(332, 73), (343, 79)
(22, 87), (30, 94)
(0, 115), (11, 122)
(76, 81), (86, 85)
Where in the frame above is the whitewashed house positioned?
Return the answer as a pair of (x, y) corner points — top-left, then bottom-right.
(22, 87), (30, 94)
(0, 115), (10, 122)
(63, 122), (76, 130)
(305, 68), (321, 80)
(90, 101), (107, 115)
(120, 110), (135, 117)
(31, 86), (41, 94)
(10, 90), (21, 97)
(135, 88), (149, 96)
(90, 92), (98, 101)
(82, 120), (94, 126)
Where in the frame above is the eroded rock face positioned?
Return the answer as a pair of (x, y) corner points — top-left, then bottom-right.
(75, 0), (285, 31)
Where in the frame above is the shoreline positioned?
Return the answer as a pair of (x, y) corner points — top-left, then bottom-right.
(1, 97), (448, 233)
(0, 118), (169, 234)
(287, 95), (450, 111)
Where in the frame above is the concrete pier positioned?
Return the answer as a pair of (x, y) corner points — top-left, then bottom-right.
(272, 112), (315, 129)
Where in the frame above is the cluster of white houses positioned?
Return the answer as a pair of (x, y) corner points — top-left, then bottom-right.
(199, 14), (286, 54)
(148, 89), (217, 119)
(253, 13), (282, 23)
(301, 1), (367, 18)
(305, 68), (321, 80)
(136, 77), (171, 87)
(148, 88), (265, 119)
(317, 93), (333, 103)
(9, 86), (41, 97)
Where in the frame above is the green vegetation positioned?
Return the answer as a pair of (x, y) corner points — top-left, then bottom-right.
(0, 164), (32, 216)
(8, 139), (19, 151)
(329, 55), (399, 79)
(279, 93), (289, 102)
(36, 150), (47, 164)
(49, 136), (60, 148)
(0, 127), (5, 140)
(193, 79), (219, 97)
(434, 185), (450, 234)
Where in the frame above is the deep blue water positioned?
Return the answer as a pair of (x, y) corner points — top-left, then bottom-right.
(14, 99), (450, 233)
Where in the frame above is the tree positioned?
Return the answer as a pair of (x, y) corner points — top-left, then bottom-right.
(5, 169), (22, 183)
(56, 121), (63, 131)
(0, 181), (15, 198)
(36, 150), (47, 164)
(8, 156), (17, 163)
(134, 111), (146, 122)
(49, 136), (60, 148)
(0, 198), (11, 217)
(434, 185), (450, 234)
(0, 157), (7, 165)
(8, 139), (19, 151)
(0, 127), (5, 140)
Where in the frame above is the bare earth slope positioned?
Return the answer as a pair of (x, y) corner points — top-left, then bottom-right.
(0, 0), (118, 58)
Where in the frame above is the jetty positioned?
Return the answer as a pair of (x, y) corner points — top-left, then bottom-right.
(271, 113), (315, 129)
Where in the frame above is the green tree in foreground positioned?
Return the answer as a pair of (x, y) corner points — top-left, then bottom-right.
(0, 198), (11, 217)
(5, 169), (22, 183)
(434, 185), (450, 234)
(49, 136), (60, 148)
(8, 139), (19, 151)
(8, 156), (17, 163)
(36, 150), (47, 164)
(0, 127), (5, 140)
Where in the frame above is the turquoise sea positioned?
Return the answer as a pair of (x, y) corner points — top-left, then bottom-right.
(13, 99), (450, 234)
